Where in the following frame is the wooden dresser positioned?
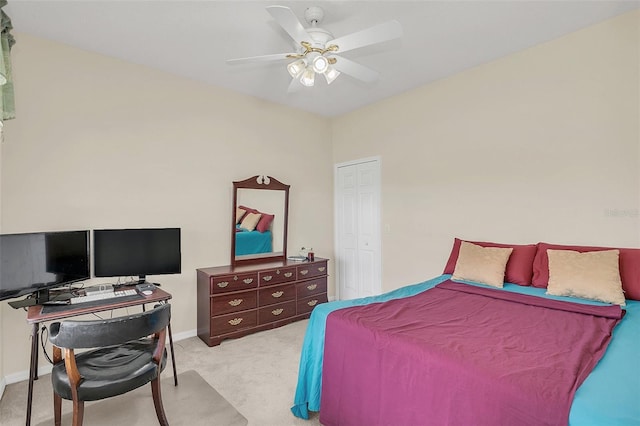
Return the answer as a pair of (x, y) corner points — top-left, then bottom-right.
(196, 258), (328, 346)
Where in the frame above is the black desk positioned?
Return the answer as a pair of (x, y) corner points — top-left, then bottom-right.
(23, 287), (177, 426)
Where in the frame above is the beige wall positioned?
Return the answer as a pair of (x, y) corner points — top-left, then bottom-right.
(0, 34), (334, 377)
(332, 10), (640, 291)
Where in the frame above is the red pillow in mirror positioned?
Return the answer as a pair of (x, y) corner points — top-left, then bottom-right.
(256, 213), (274, 233)
(239, 205), (258, 214)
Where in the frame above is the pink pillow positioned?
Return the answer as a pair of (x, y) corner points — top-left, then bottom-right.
(532, 242), (640, 301)
(256, 213), (274, 233)
(443, 238), (538, 286)
(239, 205), (258, 214)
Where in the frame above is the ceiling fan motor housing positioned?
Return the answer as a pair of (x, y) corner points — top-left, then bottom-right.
(305, 27), (333, 50)
(302, 6), (334, 50)
(304, 6), (325, 26)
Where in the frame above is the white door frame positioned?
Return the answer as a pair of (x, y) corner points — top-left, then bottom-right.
(333, 156), (382, 300)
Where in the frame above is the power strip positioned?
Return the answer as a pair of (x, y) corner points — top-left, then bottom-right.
(84, 284), (115, 295)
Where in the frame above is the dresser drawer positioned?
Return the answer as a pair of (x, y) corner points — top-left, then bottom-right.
(258, 283), (296, 306)
(297, 261), (328, 280)
(210, 272), (258, 294)
(258, 300), (296, 324)
(258, 266), (297, 287)
(296, 277), (327, 299)
(297, 293), (328, 315)
(211, 290), (257, 316)
(211, 310), (258, 336)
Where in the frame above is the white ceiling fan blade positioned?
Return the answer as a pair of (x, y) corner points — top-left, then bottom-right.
(328, 20), (402, 54)
(330, 56), (379, 83)
(226, 53), (297, 65)
(266, 5), (311, 46)
(287, 76), (304, 93)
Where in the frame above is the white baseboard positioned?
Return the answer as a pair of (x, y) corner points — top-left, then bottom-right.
(4, 363), (53, 385)
(2, 328), (198, 386)
(0, 377), (6, 401)
(171, 327), (197, 342)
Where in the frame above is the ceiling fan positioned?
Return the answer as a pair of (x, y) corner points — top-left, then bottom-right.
(226, 5), (402, 91)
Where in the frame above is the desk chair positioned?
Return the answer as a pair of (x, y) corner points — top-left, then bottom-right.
(49, 303), (171, 426)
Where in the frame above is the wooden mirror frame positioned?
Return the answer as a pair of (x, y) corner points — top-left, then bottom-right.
(231, 175), (290, 268)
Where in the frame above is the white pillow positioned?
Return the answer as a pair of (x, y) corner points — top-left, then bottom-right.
(546, 249), (625, 305)
(452, 241), (513, 288)
(235, 207), (246, 224)
(239, 212), (262, 232)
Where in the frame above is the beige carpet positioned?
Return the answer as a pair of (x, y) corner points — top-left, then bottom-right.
(1, 320), (320, 425)
(34, 370), (247, 426)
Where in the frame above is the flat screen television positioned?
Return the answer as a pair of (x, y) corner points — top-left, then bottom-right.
(0, 230), (90, 303)
(93, 228), (181, 284)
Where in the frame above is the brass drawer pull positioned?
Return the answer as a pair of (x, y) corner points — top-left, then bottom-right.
(307, 299), (318, 307)
(300, 270), (309, 275)
(228, 299), (243, 307)
(243, 278), (254, 284)
(306, 284), (317, 291)
(263, 275), (273, 282)
(271, 291), (284, 298)
(233, 275), (238, 280)
(318, 267), (326, 272)
(284, 272), (293, 278)
(228, 318), (243, 326)
(271, 308), (284, 316)
(217, 281), (229, 288)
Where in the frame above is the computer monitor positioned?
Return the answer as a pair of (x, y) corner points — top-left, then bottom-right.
(0, 230), (90, 303)
(93, 228), (181, 284)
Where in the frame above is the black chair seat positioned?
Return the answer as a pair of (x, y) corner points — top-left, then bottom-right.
(52, 340), (167, 401)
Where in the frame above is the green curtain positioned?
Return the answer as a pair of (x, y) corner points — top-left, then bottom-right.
(0, 0), (15, 122)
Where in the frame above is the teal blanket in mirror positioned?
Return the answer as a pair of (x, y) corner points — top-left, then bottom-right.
(235, 228), (272, 256)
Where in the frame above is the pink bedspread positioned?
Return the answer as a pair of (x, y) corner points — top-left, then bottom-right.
(320, 281), (624, 426)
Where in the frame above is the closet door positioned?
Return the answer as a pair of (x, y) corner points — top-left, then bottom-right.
(335, 158), (381, 300)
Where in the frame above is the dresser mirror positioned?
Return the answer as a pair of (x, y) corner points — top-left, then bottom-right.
(231, 175), (290, 267)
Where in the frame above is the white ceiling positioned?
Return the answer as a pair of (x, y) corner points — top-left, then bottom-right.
(5, 1), (639, 117)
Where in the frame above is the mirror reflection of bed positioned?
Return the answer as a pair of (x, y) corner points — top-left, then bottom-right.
(235, 189), (285, 256)
(231, 175), (289, 267)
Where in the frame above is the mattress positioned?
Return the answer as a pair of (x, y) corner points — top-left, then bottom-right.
(235, 228), (272, 256)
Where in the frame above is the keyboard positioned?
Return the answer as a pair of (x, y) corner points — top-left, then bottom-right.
(70, 288), (138, 304)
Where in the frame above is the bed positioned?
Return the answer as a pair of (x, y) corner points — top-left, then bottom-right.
(235, 226), (273, 255)
(291, 239), (640, 425)
(235, 205), (275, 256)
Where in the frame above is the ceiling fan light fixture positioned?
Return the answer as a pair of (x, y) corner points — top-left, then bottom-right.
(324, 67), (340, 85)
(287, 58), (306, 78)
(300, 67), (315, 87)
(312, 56), (329, 74)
